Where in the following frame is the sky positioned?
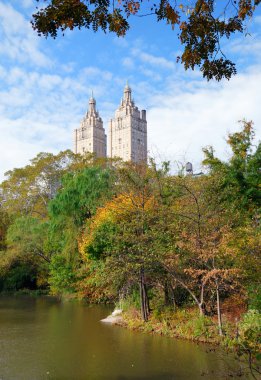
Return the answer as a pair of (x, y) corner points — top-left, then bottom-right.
(0, 1), (261, 180)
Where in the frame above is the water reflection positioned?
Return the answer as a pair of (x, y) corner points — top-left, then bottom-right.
(0, 296), (235, 380)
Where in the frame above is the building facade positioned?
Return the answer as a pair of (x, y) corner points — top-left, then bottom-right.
(73, 96), (106, 158)
(108, 84), (147, 163)
(73, 85), (147, 163)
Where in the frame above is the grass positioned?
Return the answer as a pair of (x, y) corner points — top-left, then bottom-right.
(121, 306), (235, 345)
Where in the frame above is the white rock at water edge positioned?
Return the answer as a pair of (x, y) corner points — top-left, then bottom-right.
(100, 309), (123, 324)
(111, 309), (123, 317)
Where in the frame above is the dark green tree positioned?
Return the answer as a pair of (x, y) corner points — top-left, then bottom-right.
(47, 166), (114, 292)
(0, 216), (50, 291)
(0, 206), (9, 252)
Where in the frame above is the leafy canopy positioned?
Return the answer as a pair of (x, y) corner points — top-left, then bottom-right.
(0, 150), (86, 218)
(6, 216), (51, 263)
(32, 0), (261, 80)
(49, 166), (114, 226)
(203, 120), (261, 210)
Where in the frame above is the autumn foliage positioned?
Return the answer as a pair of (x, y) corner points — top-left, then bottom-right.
(31, 1), (261, 80)
(0, 121), (260, 375)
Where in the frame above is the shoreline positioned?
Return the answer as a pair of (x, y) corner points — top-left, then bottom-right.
(100, 307), (224, 346)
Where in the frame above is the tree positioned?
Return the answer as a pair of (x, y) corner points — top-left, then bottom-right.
(203, 120), (261, 212)
(0, 206), (9, 252)
(46, 165), (114, 294)
(6, 216), (51, 263)
(79, 161), (171, 319)
(232, 310), (261, 380)
(202, 121), (261, 314)
(0, 150), (87, 218)
(49, 165), (114, 227)
(32, 0), (260, 80)
(155, 171), (249, 338)
(0, 216), (51, 291)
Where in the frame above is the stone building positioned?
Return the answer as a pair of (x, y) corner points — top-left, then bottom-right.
(108, 84), (147, 163)
(73, 84), (147, 162)
(73, 95), (106, 158)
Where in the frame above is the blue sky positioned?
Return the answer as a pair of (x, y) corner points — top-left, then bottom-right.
(0, 1), (261, 180)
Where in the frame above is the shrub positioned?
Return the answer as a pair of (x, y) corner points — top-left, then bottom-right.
(49, 255), (76, 294)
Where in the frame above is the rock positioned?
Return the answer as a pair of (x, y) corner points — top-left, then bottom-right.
(111, 309), (122, 317)
(100, 309), (123, 324)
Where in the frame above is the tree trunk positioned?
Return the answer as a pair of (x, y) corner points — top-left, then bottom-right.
(164, 282), (171, 306)
(164, 266), (206, 316)
(215, 279), (223, 336)
(164, 282), (177, 310)
(199, 302), (206, 316)
(140, 267), (149, 322)
(169, 284), (177, 311)
(199, 284), (206, 316)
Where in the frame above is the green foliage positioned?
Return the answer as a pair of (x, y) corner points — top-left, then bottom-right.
(203, 120), (261, 211)
(47, 165), (115, 287)
(186, 315), (213, 339)
(0, 262), (37, 291)
(49, 166), (114, 226)
(0, 206), (9, 251)
(124, 306), (217, 342)
(248, 285), (261, 312)
(86, 221), (117, 260)
(119, 289), (141, 311)
(150, 288), (167, 315)
(224, 309), (261, 378)
(237, 310), (261, 354)
(0, 216), (50, 292)
(6, 216), (51, 263)
(0, 150), (83, 218)
(49, 255), (76, 294)
(0, 122), (260, 366)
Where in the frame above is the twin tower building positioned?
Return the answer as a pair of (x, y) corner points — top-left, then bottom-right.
(73, 83), (147, 163)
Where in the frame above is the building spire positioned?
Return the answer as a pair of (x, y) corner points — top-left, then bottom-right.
(124, 81), (131, 103)
(74, 92), (106, 158)
(89, 91), (96, 114)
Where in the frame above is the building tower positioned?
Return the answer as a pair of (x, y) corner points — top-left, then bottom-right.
(73, 95), (106, 157)
(108, 84), (147, 163)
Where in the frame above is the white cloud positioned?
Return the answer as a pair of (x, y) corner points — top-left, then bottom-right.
(147, 65), (261, 173)
(21, 0), (34, 8)
(113, 36), (129, 48)
(131, 48), (175, 70)
(138, 66), (162, 81)
(0, 2), (51, 67)
(81, 67), (113, 82)
(0, 3), (260, 182)
(0, 61), (120, 180)
(122, 57), (135, 69)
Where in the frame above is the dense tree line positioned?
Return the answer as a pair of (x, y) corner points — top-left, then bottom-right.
(0, 121), (260, 376)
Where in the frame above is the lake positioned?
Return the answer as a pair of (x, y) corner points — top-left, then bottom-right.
(0, 296), (238, 379)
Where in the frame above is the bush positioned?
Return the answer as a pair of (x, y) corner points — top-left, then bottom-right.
(1, 262), (36, 291)
(118, 288), (141, 311)
(248, 285), (261, 312)
(49, 255), (76, 295)
(237, 309), (261, 356)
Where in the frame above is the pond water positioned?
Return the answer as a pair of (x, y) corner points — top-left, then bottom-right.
(0, 296), (238, 380)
